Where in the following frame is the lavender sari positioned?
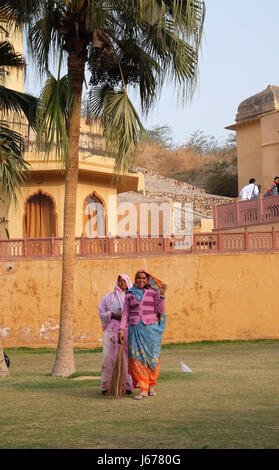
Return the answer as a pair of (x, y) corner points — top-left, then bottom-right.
(98, 274), (133, 391)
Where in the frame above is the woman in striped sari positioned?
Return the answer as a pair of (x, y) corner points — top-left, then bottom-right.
(119, 270), (167, 400)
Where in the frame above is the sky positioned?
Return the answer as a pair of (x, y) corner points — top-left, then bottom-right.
(24, 0), (279, 147)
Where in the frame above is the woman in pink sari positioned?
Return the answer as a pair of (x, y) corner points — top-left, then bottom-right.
(98, 273), (134, 395)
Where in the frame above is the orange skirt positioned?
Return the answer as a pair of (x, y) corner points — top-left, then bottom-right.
(128, 358), (160, 391)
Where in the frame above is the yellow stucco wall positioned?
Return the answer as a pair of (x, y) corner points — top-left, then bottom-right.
(200, 219), (214, 232)
(234, 110), (279, 195)
(261, 111), (279, 192)
(236, 120), (262, 193)
(1, 252), (279, 348)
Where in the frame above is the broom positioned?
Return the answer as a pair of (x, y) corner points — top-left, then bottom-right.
(107, 341), (126, 398)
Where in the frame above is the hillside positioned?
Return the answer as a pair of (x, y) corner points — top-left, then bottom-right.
(132, 166), (232, 219)
(135, 137), (238, 198)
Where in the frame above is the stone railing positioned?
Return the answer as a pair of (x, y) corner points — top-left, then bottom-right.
(213, 194), (279, 230)
(1, 230), (279, 259)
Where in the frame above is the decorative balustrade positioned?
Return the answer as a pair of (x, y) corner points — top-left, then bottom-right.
(1, 230), (279, 259)
(214, 194), (279, 230)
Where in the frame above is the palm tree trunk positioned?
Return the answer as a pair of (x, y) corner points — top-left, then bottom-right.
(52, 52), (85, 377)
(0, 344), (9, 377)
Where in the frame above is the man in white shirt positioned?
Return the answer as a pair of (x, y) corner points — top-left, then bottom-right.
(239, 178), (259, 200)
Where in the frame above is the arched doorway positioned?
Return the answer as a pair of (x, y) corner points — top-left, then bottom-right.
(83, 193), (106, 238)
(24, 192), (57, 238)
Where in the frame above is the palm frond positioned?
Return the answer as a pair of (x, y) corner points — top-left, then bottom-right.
(0, 121), (30, 204)
(0, 0), (41, 24)
(36, 71), (74, 163)
(161, 0), (205, 34)
(127, 0), (205, 35)
(0, 197), (9, 239)
(0, 86), (38, 128)
(0, 41), (25, 67)
(28, 3), (64, 75)
(89, 35), (161, 114)
(140, 19), (202, 103)
(89, 84), (145, 173)
(102, 0), (204, 110)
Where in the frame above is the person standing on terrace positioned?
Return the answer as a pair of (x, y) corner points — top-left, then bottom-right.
(98, 274), (133, 395)
(239, 178), (260, 200)
(264, 177), (279, 197)
(118, 270), (167, 400)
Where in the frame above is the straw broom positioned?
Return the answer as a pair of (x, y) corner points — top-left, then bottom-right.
(107, 341), (126, 398)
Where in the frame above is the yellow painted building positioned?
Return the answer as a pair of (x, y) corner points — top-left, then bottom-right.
(226, 85), (279, 194)
(0, 20), (144, 239)
(7, 130), (145, 239)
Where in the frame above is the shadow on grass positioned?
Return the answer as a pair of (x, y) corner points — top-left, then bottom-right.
(8, 380), (135, 401)
(3, 347), (103, 354)
(6, 372), (193, 399)
(7, 374), (101, 391)
(8, 370), (192, 390)
(69, 371), (101, 379)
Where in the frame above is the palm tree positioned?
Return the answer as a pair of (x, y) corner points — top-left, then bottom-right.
(0, 16), (38, 376)
(1, 0), (205, 377)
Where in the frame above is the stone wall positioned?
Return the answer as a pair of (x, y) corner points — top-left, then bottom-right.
(135, 167), (233, 217)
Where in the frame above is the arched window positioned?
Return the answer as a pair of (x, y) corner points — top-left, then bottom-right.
(24, 192), (57, 238)
(83, 193), (106, 238)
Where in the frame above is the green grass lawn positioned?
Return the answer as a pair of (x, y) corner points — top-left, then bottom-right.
(1, 340), (279, 449)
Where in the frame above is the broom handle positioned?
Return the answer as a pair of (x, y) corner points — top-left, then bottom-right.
(119, 328), (124, 345)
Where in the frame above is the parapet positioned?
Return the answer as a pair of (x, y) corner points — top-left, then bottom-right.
(236, 85), (279, 124)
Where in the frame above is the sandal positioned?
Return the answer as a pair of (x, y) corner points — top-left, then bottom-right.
(148, 391), (156, 396)
(134, 393), (148, 400)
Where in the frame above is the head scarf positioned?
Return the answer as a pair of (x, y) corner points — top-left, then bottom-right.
(109, 274), (132, 313)
(127, 270), (163, 302)
(114, 273), (132, 295)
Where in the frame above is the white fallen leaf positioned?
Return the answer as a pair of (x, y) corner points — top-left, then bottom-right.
(180, 361), (193, 373)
